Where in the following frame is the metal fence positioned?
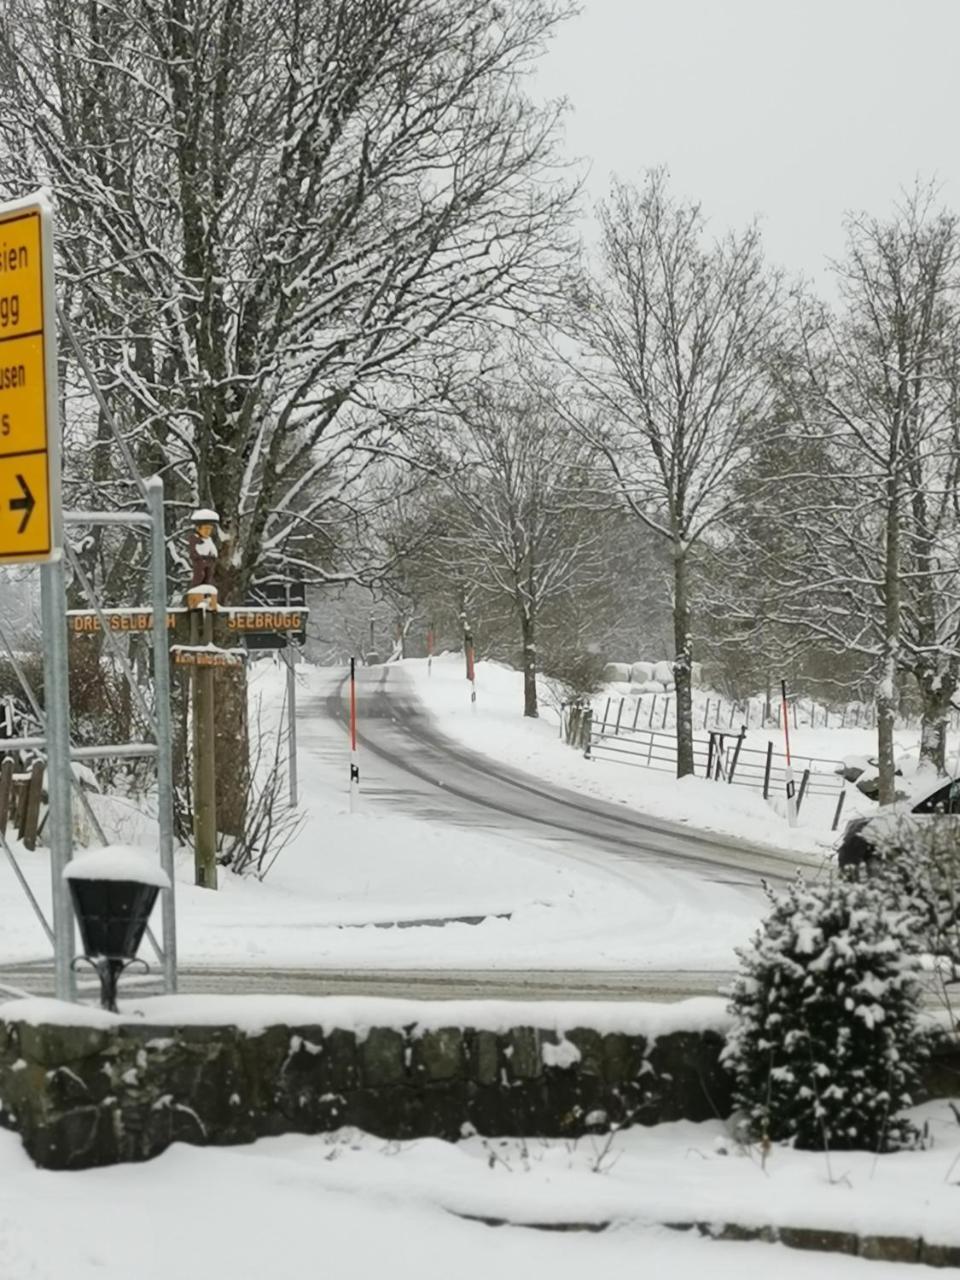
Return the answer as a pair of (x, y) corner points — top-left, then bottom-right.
(595, 689), (949, 734)
(572, 695), (849, 830)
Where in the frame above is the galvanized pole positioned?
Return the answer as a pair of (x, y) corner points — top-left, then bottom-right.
(40, 556), (76, 1000)
(146, 477), (177, 991)
(286, 644), (298, 808)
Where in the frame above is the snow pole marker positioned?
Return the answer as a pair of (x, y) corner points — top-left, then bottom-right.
(781, 678), (797, 827)
(426, 627), (433, 677)
(466, 642), (476, 712)
(349, 656), (359, 812)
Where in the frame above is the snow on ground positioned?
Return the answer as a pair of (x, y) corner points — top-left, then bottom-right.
(407, 654), (933, 857)
(0, 659), (762, 973)
(0, 1102), (957, 1279)
(0, 992), (734, 1037)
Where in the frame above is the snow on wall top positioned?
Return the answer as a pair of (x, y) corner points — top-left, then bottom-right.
(63, 847), (171, 890)
(0, 994), (732, 1039)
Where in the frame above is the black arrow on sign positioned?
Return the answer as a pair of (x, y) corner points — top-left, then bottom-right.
(9, 473), (35, 534)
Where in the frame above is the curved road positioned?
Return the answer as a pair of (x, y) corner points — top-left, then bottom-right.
(316, 664), (818, 890)
(1, 664), (820, 1002)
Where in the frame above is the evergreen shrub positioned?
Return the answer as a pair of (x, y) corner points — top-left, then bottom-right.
(724, 874), (927, 1151)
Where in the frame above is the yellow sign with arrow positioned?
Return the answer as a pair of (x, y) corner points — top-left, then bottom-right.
(0, 197), (60, 563)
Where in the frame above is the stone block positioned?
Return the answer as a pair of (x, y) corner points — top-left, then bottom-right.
(502, 1028), (541, 1081)
(470, 1031), (499, 1086)
(25, 1103), (113, 1171)
(779, 1226), (858, 1255)
(920, 1239), (960, 1268)
(602, 1032), (644, 1082)
(360, 1028), (406, 1086)
(566, 1028), (604, 1076)
(18, 1021), (111, 1067)
(858, 1235), (921, 1263)
(414, 1028), (463, 1081)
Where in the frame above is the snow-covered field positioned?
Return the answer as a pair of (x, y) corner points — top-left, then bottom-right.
(1, 1101), (957, 1279)
(407, 654), (933, 856)
(0, 659), (762, 973)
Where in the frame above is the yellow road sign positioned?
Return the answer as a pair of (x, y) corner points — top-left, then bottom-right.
(0, 454), (50, 557)
(0, 196), (60, 564)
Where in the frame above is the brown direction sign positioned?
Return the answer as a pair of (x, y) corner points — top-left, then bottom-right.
(224, 608), (307, 634)
(0, 195), (60, 564)
(67, 606), (308, 636)
(172, 646), (247, 669)
(67, 609), (182, 634)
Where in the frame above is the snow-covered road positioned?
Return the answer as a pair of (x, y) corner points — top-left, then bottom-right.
(320, 662), (819, 888)
(1, 660), (811, 983)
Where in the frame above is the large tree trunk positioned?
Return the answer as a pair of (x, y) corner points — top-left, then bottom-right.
(211, 554), (250, 840)
(521, 606), (538, 718)
(214, 668), (251, 838)
(915, 663), (958, 774)
(877, 478), (901, 805)
(673, 543), (694, 777)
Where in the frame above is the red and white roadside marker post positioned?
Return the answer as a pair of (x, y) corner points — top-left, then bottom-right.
(781, 678), (798, 828)
(349, 656), (360, 812)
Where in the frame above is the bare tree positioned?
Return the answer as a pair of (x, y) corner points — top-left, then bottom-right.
(0, 0), (577, 600)
(564, 171), (783, 775)
(437, 384), (603, 716)
(767, 191), (960, 796)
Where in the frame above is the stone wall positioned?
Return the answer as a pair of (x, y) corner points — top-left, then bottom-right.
(0, 1011), (730, 1170)
(2, 1003), (956, 1172)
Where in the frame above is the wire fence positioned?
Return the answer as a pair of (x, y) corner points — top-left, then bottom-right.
(596, 689), (958, 734)
(564, 695), (850, 831)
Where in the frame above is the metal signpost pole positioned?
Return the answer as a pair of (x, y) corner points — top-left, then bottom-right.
(146, 477), (177, 990)
(40, 558), (75, 999)
(0, 193), (72, 997)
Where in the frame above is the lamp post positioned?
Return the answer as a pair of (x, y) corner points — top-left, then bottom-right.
(65, 848), (169, 1011)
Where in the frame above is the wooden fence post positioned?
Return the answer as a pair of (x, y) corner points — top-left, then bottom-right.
(728, 728), (746, 784)
(763, 741), (774, 800)
(20, 760), (45, 851)
(832, 788), (846, 831)
(796, 767), (811, 814)
(0, 757), (13, 836)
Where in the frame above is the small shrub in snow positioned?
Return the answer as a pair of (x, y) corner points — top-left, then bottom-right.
(724, 874), (927, 1152)
(868, 818), (960, 1020)
(541, 651), (608, 702)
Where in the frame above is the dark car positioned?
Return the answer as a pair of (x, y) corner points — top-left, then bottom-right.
(837, 775), (960, 870)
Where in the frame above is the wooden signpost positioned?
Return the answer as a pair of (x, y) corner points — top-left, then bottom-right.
(67, 593), (307, 890)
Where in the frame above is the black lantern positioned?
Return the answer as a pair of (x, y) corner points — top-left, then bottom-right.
(65, 850), (169, 1011)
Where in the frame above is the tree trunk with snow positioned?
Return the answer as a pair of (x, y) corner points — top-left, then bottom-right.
(521, 607), (538, 718)
(672, 544), (695, 778)
(564, 171), (783, 783)
(915, 665), (958, 774)
(877, 478), (901, 807)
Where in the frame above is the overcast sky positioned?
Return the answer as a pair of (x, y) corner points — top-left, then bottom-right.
(535, 0), (960, 285)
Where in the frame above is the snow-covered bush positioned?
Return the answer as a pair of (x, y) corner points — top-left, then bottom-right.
(868, 818), (960, 1020)
(724, 874), (927, 1152)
